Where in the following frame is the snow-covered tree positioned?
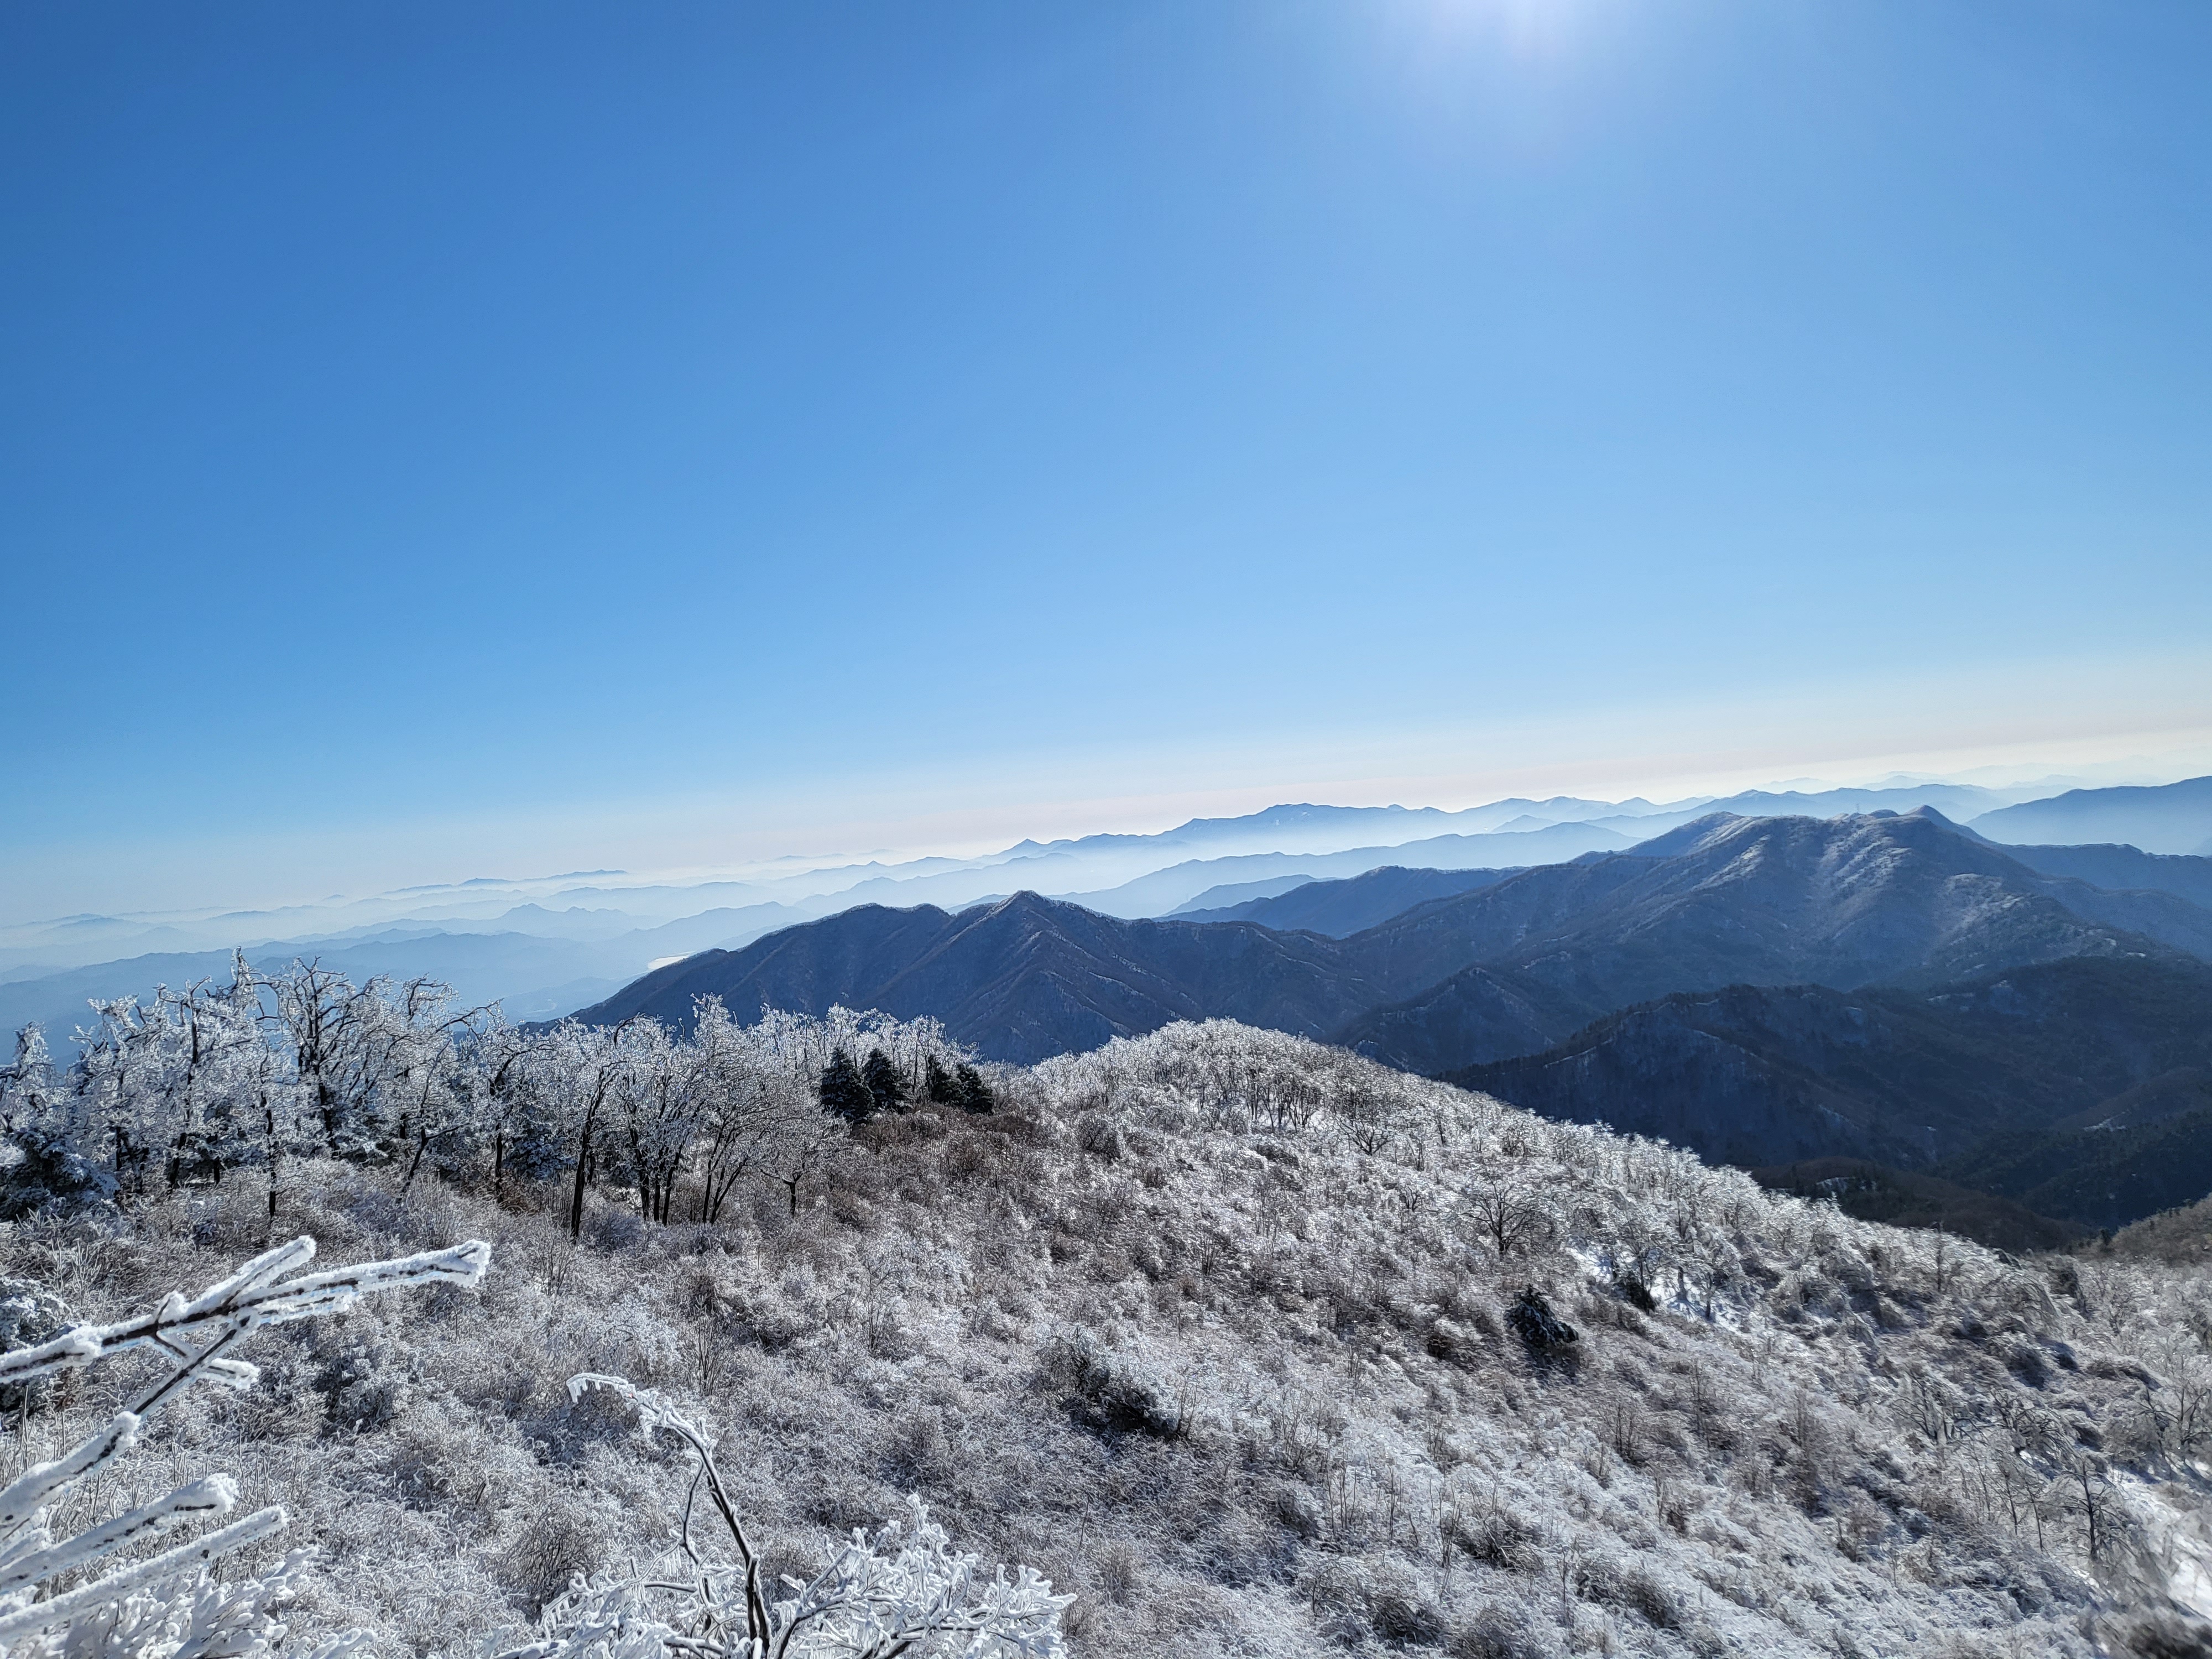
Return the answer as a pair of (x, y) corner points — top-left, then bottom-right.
(0, 1024), (112, 1217)
(686, 1000), (819, 1224)
(610, 1018), (709, 1225)
(260, 962), (484, 1160)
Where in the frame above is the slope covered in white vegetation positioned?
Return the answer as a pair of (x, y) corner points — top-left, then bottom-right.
(7, 1015), (2212, 1657)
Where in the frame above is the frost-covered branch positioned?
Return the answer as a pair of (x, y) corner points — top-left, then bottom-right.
(766, 1497), (1069, 1659)
(0, 1234), (491, 1659)
(0, 1235), (491, 1391)
(566, 1373), (771, 1645)
(514, 1375), (1070, 1659)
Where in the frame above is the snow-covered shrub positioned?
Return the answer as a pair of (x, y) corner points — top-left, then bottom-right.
(1443, 1494), (1543, 1574)
(1447, 1600), (1554, 1659)
(504, 1374), (1070, 1659)
(308, 1304), (414, 1432)
(1035, 1328), (1181, 1439)
(0, 1275), (72, 1411)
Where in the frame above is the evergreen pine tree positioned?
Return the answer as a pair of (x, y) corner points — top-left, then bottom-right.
(862, 1046), (909, 1115)
(956, 1062), (994, 1115)
(924, 1053), (958, 1106)
(820, 1048), (875, 1125)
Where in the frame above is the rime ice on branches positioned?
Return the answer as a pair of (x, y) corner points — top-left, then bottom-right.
(0, 1233), (491, 1659)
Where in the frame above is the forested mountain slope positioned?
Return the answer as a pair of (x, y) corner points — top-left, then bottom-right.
(1337, 810), (2211, 1072)
(1937, 1092), (2212, 1236)
(1173, 865), (1519, 935)
(575, 813), (2212, 1082)
(1444, 957), (2212, 1218)
(566, 894), (1384, 1062)
(10, 1021), (2209, 1658)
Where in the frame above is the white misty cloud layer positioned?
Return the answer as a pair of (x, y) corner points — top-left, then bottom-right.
(7, 656), (2208, 928)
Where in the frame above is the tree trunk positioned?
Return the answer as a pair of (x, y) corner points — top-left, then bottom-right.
(570, 1143), (589, 1240)
(265, 1102), (280, 1219)
(568, 1110), (598, 1241)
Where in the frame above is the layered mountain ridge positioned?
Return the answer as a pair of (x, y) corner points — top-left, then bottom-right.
(573, 807), (2209, 1066)
(12, 772), (2203, 1032)
(564, 806), (2212, 1231)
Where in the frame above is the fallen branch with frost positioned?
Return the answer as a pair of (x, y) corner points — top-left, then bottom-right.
(500, 1373), (1070, 1659)
(0, 1234), (489, 1659)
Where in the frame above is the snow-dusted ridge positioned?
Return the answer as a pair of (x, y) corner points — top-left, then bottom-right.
(6, 1016), (2209, 1656)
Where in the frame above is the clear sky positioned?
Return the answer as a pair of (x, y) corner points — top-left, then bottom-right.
(4, 1), (2210, 920)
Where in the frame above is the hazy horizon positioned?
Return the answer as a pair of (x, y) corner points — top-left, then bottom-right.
(6, 743), (2206, 930)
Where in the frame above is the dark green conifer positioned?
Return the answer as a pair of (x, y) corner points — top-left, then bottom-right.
(924, 1053), (958, 1105)
(820, 1048), (874, 1124)
(862, 1046), (909, 1115)
(956, 1062), (994, 1115)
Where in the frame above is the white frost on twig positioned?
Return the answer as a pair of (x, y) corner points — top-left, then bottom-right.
(0, 1234), (491, 1659)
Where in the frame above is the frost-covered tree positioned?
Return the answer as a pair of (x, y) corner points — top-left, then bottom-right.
(466, 1009), (541, 1195)
(1464, 1173), (1555, 1260)
(0, 1023), (112, 1217)
(611, 1018), (711, 1225)
(12, 960), (502, 1218)
(686, 1000), (823, 1224)
(261, 962), (485, 1160)
(261, 961), (357, 1156)
(534, 1018), (644, 1239)
(47, 966), (274, 1200)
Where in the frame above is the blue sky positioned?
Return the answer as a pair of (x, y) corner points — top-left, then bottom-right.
(4, 0), (2209, 918)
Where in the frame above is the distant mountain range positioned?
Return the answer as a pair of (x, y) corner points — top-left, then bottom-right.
(558, 801), (2212, 1232)
(13, 768), (2212, 1232)
(1171, 865), (1518, 933)
(1333, 808), (2212, 1071)
(1971, 774), (2212, 856)
(573, 803), (2211, 1057)
(12, 769), (2198, 987)
(1055, 821), (1638, 917)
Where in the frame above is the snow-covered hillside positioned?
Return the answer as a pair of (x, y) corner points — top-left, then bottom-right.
(6, 1020), (2208, 1656)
